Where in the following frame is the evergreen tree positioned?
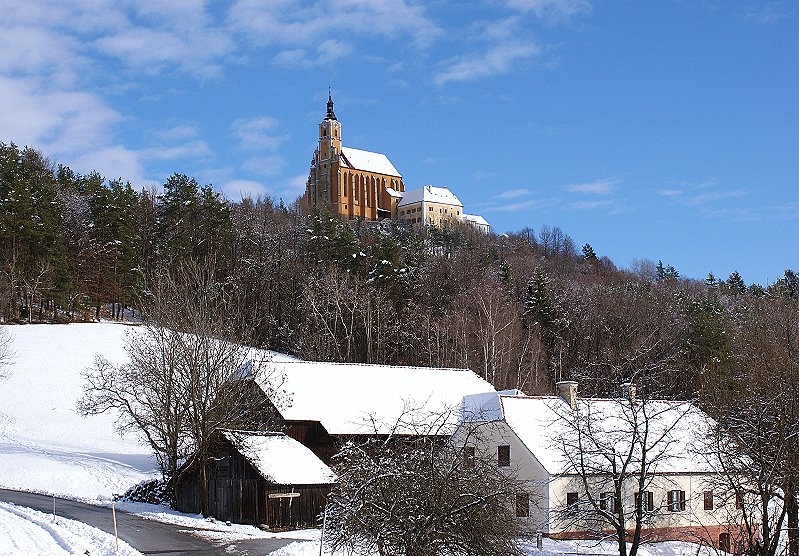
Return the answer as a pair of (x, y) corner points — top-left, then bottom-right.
(725, 271), (746, 295)
(582, 243), (599, 262)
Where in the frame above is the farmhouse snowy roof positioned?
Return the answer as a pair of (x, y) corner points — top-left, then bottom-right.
(461, 391), (716, 475)
(221, 431), (336, 485)
(398, 185), (463, 207)
(340, 147), (401, 177)
(259, 360), (495, 436)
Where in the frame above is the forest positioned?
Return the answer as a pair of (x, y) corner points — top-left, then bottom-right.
(0, 140), (798, 396)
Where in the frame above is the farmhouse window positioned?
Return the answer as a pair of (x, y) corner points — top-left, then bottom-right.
(599, 491), (617, 513)
(463, 446), (475, 469)
(566, 492), (579, 515)
(516, 492), (530, 517)
(635, 490), (654, 512)
(704, 490), (714, 510)
(719, 533), (731, 553)
(668, 489), (686, 512)
(736, 492), (744, 509)
(498, 445), (510, 467)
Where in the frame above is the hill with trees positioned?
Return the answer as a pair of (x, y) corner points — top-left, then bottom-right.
(3, 141), (799, 556)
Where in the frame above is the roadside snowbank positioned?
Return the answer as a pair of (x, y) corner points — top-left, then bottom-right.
(0, 501), (143, 556)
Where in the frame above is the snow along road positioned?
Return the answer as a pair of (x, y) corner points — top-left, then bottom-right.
(0, 489), (297, 555)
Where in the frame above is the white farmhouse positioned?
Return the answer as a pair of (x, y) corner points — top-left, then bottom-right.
(457, 381), (745, 550)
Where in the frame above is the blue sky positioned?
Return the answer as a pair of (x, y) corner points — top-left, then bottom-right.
(2, 1), (797, 285)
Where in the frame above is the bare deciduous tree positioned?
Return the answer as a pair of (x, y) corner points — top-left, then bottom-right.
(325, 409), (524, 556)
(550, 383), (696, 556)
(79, 259), (287, 510)
(0, 325), (14, 380)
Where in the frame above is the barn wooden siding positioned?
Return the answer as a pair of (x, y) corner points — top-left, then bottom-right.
(175, 437), (333, 529)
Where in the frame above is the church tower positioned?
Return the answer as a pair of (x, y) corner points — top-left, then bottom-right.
(305, 92), (404, 220)
(306, 93), (341, 211)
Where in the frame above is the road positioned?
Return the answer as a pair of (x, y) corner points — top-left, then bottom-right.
(0, 489), (302, 555)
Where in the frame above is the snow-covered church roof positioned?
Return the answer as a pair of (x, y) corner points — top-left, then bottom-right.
(259, 360), (495, 436)
(340, 147), (401, 177)
(221, 430), (336, 485)
(398, 185), (463, 208)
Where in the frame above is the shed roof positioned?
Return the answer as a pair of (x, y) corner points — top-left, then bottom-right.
(398, 185), (463, 208)
(258, 360), (494, 436)
(340, 147), (401, 177)
(221, 430), (336, 485)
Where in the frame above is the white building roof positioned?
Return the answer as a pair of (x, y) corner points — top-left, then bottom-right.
(462, 392), (715, 476)
(398, 185), (463, 208)
(221, 430), (336, 485)
(462, 214), (489, 227)
(259, 360), (495, 436)
(340, 147), (401, 177)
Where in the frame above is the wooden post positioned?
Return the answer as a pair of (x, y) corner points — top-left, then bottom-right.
(52, 495), (56, 523)
(319, 508), (327, 556)
(111, 501), (119, 552)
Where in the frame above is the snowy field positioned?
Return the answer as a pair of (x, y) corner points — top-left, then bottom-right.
(0, 322), (158, 500)
(0, 323), (720, 556)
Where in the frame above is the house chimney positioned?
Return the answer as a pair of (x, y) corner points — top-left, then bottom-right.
(621, 382), (636, 402)
(555, 381), (578, 410)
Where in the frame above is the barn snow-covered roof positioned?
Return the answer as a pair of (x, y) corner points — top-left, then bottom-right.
(221, 430), (336, 485)
(257, 360), (495, 436)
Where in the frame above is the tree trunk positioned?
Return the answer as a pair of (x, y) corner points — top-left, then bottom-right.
(199, 457), (210, 516)
(787, 480), (798, 556)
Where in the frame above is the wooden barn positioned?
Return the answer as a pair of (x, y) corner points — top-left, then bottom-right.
(175, 430), (336, 529)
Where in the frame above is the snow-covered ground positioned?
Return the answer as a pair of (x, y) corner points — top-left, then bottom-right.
(0, 322), (158, 501)
(0, 323), (721, 556)
(0, 501), (143, 555)
(242, 532), (719, 556)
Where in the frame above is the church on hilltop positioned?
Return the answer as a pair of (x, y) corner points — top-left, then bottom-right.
(305, 95), (489, 232)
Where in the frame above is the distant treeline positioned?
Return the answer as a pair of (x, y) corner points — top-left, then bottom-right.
(3, 141), (799, 399)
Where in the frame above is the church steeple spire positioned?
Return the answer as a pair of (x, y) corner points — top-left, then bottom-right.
(325, 90), (337, 121)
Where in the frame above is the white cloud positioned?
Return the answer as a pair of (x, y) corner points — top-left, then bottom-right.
(274, 39), (353, 68)
(505, 0), (592, 22)
(140, 141), (211, 161)
(435, 40), (540, 85)
(569, 199), (615, 210)
(221, 179), (271, 200)
(283, 173), (310, 198)
(687, 190), (746, 207)
(155, 125), (200, 141)
(742, 1), (790, 24)
(231, 117), (288, 151)
(563, 177), (618, 195)
(657, 188), (682, 197)
(241, 156), (287, 177)
(497, 188), (532, 199)
(227, 0), (442, 49)
(71, 145), (146, 184)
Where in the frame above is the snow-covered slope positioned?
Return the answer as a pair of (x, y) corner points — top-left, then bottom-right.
(0, 323), (157, 500)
